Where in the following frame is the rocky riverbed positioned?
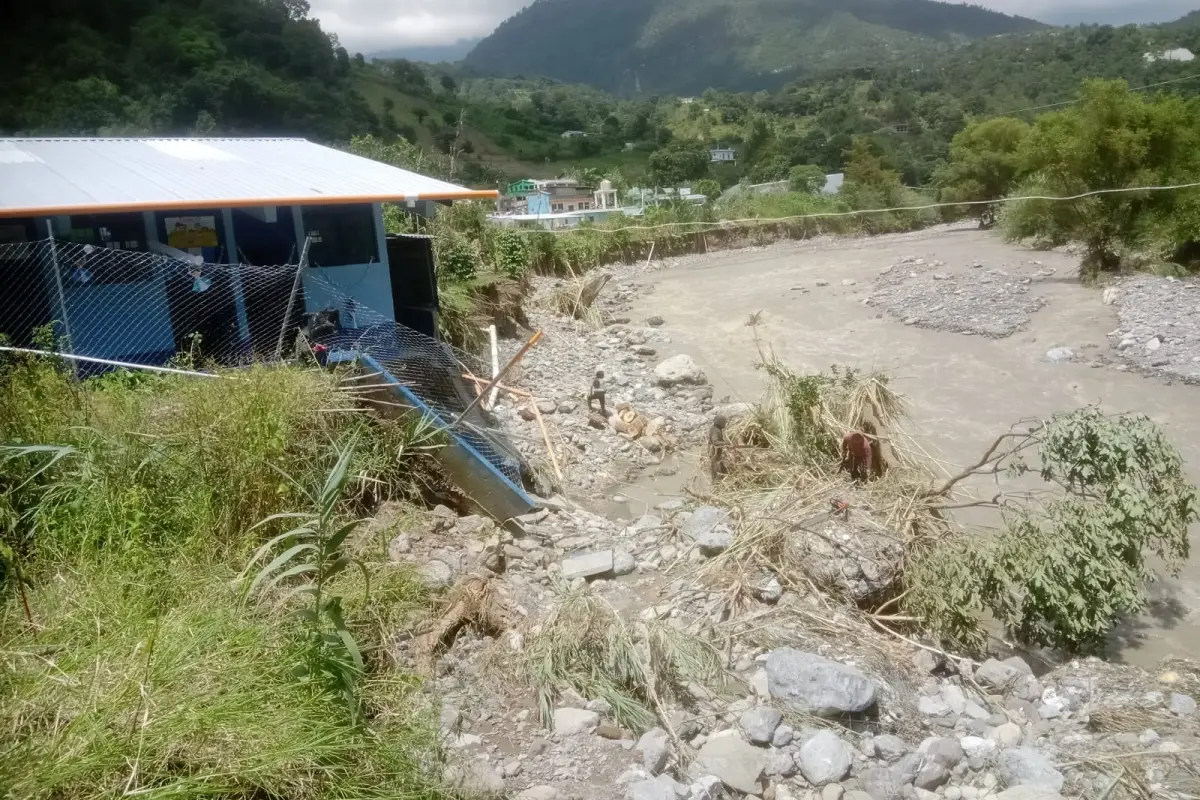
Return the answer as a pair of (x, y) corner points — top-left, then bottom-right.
(386, 235), (1200, 800)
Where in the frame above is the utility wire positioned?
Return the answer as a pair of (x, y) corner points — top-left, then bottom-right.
(999, 71), (1200, 116)
(521, 181), (1200, 236)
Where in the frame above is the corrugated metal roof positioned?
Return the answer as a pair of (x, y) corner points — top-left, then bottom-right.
(0, 137), (497, 217)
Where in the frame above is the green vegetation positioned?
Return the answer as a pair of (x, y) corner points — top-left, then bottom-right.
(908, 407), (1200, 655)
(0, 353), (446, 798)
(465, 0), (1043, 95)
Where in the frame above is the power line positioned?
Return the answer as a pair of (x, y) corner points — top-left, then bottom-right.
(522, 181), (1200, 237)
(1000, 72), (1200, 116)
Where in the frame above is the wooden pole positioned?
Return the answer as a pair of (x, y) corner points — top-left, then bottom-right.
(487, 324), (500, 410)
(531, 401), (564, 483)
(453, 330), (542, 425)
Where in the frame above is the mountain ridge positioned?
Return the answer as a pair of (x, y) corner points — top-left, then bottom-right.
(464, 0), (1046, 95)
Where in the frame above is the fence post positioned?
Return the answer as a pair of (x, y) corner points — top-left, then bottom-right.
(275, 236), (311, 362)
(44, 221), (78, 376)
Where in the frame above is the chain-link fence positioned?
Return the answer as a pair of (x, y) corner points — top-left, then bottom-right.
(0, 237), (531, 514)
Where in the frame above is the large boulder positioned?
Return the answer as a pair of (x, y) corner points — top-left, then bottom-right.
(997, 747), (1065, 792)
(681, 506), (735, 556)
(796, 730), (853, 786)
(789, 516), (904, 603)
(637, 727), (671, 775)
(765, 648), (878, 716)
(654, 354), (707, 387)
(690, 735), (767, 795)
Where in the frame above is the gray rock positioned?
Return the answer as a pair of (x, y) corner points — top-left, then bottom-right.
(991, 722), (1023, 748)
(858, 766), (904, 800)
(913, 763), (949, 791)
(740, 707), (783, 745)
(766, 749), (799, 778)
(386, 533), (412, 561)
(455, 515), (491, 536)
(874, 734), (909, 763)
(681, 506), (735, 556)
(1002, 656), (1033, 676)
(691, 735), (767, 794)
(976, 659), (1021, 691)
(1170, 692), (1197, 716)
(612, 550), (637, 576)
(553, 707), (599, 736)
(766, 648), (877, 716)
(918, 695), (951, 717)
(926, 738), (964, 768)
(912, 650), (940, 674)
(445, 761), (505, 795)
(960, 736), (997, 762)
(993, 788), (1066, 800)
(561, 551), (614, 580)
(772, 724), (795, 747)
(420, 560), (454, 589)
(638, 727), (671, 775)
(646, 315), (665, 327)
(1044, 347), (1073, 363)
(654, 354), (707, 387)
(626, 779), (674, 800)
(997, 748), (1064, 792)
(797, 730), (853, 786)
(517, 787), (562, 800)
(687, 775), (724, 800)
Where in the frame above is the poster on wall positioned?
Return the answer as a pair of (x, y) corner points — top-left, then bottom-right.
(165, 216), (218, 250)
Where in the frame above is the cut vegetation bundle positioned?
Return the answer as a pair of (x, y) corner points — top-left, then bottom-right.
(0, 353), (450, 799)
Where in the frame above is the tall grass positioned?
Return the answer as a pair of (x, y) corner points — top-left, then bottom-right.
(0, 354), (448, 799)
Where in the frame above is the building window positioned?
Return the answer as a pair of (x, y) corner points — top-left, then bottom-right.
(303, 204), (377, 267)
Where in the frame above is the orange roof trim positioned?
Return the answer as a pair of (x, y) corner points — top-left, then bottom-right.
(0, 190), (501, 219)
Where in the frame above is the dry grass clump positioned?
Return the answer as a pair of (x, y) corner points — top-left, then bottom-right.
(519, 583), (733, 733)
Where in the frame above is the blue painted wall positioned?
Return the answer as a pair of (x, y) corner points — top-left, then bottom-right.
(62, 280), (176, 361)
(527, 192), (551, 215)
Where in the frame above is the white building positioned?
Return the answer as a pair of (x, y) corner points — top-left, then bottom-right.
(710, 147), (737, 164)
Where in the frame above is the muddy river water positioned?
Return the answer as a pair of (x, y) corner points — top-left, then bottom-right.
(604, 227), (1200, 668)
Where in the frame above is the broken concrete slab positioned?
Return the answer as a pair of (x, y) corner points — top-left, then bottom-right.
(561, 550), (615, 581)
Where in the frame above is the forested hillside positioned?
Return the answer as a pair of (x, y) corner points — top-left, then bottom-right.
(465, 0), (1045, 95)
(0, 0), (379, 139)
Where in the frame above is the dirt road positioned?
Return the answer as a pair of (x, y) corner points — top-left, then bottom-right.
(623, 226), (1200, 668)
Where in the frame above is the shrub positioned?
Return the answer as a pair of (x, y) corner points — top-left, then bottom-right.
(907, 407), (1200, 654)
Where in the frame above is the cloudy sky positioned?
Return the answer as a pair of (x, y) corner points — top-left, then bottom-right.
(307, 0), (1198, 54)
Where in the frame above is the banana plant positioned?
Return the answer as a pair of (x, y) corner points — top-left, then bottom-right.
(239, 444), (370, 717)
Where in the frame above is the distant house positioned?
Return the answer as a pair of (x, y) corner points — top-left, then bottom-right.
(1145, 48), (1195, 63)
(710, 147), (737, 164)
(535, 178), (594, 213)
(506, 179), (537, 198)
(593, 180), (619, 210)
(560, 130), (589, 139)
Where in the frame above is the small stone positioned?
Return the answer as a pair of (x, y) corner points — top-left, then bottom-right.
(960, 735), (997, 761)
(445, 762), (505, 794)
(997, 748), (1064, 792)
(625, 778), (674, 800)
(502, 760), (523, 778)
(691, 736), (767, 795)
(518, 787), (562, 800)
(758, 577), (783, 604)
(553, 707), (599, 736)
(536, 399), (558, 415)
(387, 533), (412, 561)
(822, 785), (845, 800)
(874, 734), (909, 762)
(1044, 347), (1073, 363)
(976, 659), (1021, 691)
(816, 279), (830, 287)
(842, 279), (857, 286)
(913, 762), (950, 791)
(1146, 337), (1163, 352)
(646, 315), (665, 327)
(612, 550), (637, 576)
(797, 730), (853, 786)
(687, 776), (724, 800)
(1170, 693), (1197, 716)
(772, 724), (795, 748)
(918, 695), (951, 717)
(912, 650), (939, 674)
(419, 560), (454, 589)
(927, 738), (964, 768)
(740, 707), (784, 745)
(596, 723), (625, 740)
(991, 722), (1023, 748)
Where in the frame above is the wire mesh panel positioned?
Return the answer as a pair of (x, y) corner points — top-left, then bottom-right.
(0, 237), (529, 501)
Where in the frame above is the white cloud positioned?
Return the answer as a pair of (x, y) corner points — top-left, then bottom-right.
(309, 0), (1196, 54)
